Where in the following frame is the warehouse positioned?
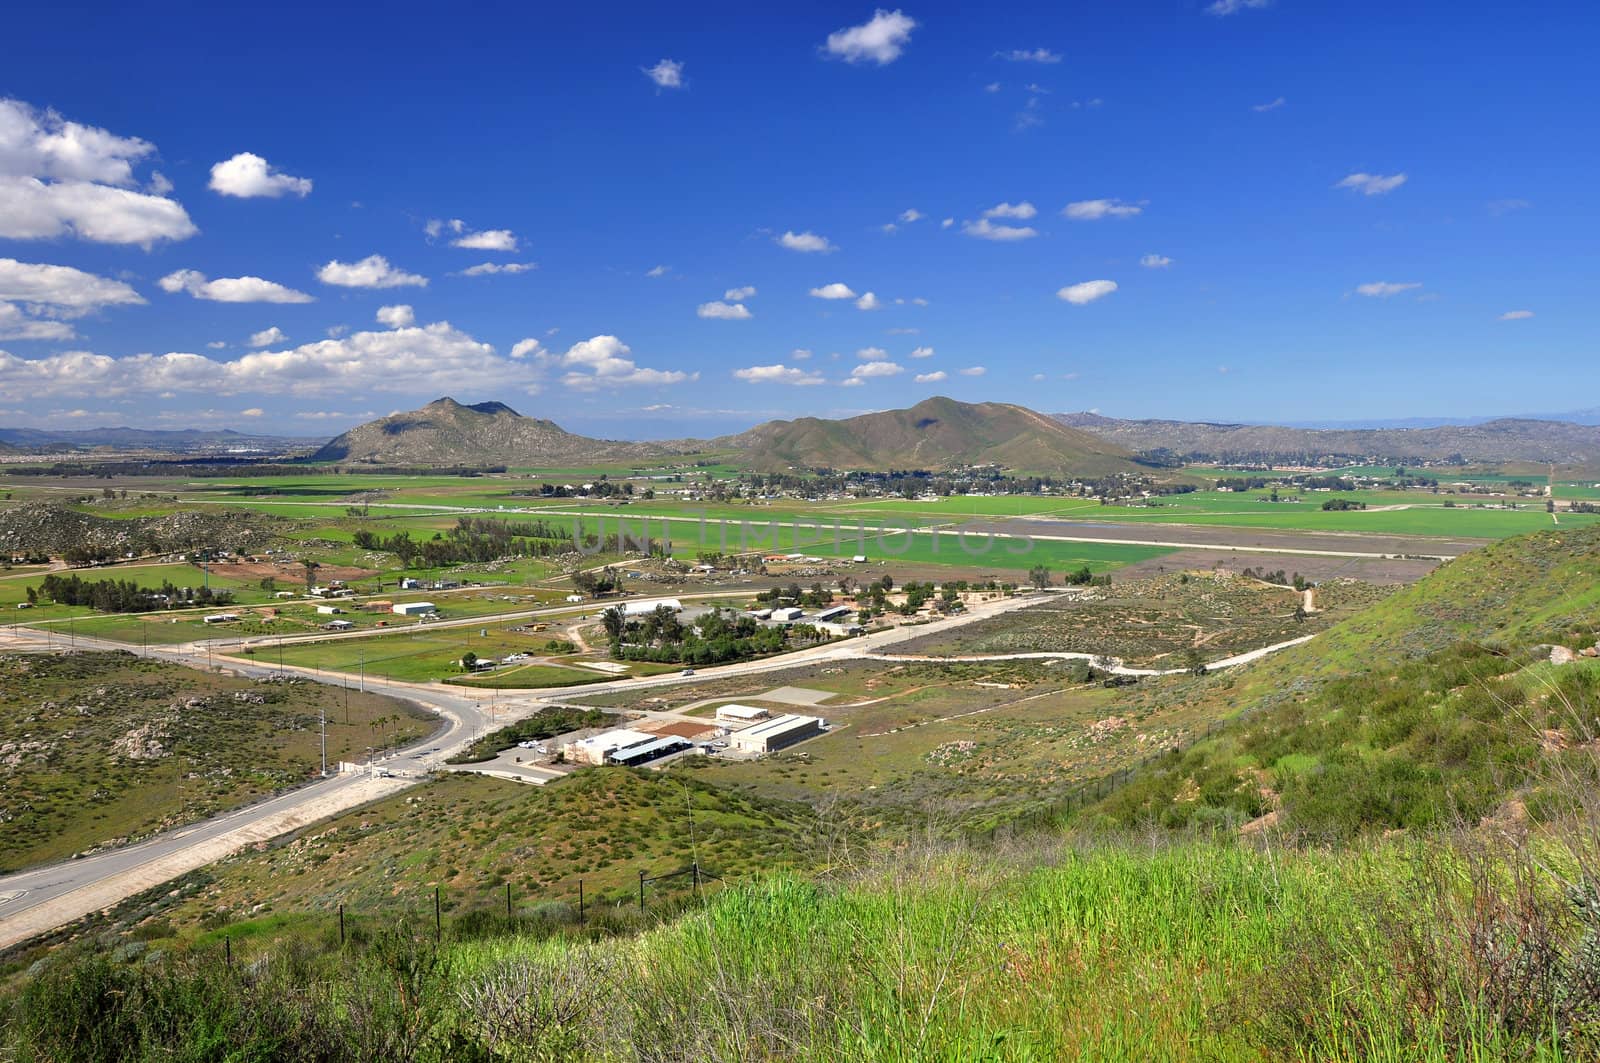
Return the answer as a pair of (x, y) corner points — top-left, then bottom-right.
(621, 597), (682, 617)
(715, 703), (770, 724)
(770, 606), (804, 622)
(608, 735), (691, 766)
(728, 714), (823, 754)
(567, 728), (655, 766)
(810, 605), (852, 623)
(391, 601), (437, 616)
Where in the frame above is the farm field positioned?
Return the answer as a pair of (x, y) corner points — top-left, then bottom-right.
(0, 652), (429, 873)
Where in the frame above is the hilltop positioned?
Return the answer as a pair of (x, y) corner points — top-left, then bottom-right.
(310, 398), (677, 466)
(1060, 411), (1600, 466)
(725, 396), (1142, 475)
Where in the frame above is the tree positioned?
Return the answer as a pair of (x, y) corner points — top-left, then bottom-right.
(1183, 647), (1207, 676)
(600, 606), (627, 644)
(461, 651), (478, 671)
(1029, 564), (1052, 590)
(1294, 604), (1308, 623)
(302, 559), (321, 593)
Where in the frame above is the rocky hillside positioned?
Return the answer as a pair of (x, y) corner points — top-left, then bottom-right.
(310, 398), (677, 466)
(1059, 412), (1600, 466)
(723, 396), (1142, 475)
(0, 504), (273, 559)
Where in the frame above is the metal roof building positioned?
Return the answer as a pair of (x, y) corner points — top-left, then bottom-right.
(728, 713), (823, 754)
(608, 735), (691, 766)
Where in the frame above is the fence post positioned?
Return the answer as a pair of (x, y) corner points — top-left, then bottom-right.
(506, 881), (512, 918)
(435, 886), (442, 941)
(638, 869), (646, 914)
(339, 904), (345, 946)
(579, 879), (585, 926)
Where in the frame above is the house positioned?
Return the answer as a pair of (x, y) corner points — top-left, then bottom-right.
(728, 714), (823, 754)
(564, 594), (584, 603)
(392, 601), (437, 617)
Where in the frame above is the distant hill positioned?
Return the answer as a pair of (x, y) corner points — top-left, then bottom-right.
(311, 397), (677, 466)
(1057, 412), (1600, 467)
(0, 426), (318, 455)
(721, 396), (1142, 476)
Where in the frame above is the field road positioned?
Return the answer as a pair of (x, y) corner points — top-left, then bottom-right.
(0, 588), (1317, 950)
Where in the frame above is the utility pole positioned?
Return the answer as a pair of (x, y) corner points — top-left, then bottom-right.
(359, 647), (365, 693)
(320, 702), (327, 777)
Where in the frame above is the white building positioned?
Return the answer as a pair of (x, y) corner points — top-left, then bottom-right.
(392, 601), (437, 616)
(771, 606), (804, 622)
(621, 597), (682, 617)
(315, 604), (343, 615)
(715, 704), (770, 724)
(728, 714), (823, 754)
(567, 728), (656, 766)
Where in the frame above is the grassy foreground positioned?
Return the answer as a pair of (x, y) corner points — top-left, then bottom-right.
(8, 830), (1600, 1060)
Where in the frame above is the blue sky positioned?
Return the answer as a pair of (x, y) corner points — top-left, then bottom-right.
(1, 1), (1594, 439)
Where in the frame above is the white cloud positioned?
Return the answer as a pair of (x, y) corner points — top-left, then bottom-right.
(1057, 279), (1118, 304)
(326, 324), (348, 338)
(855, 291), (882, 310)
(0, 98), (196, 246)
(724, 285), (757, 301)
(1336, 172), (1407, 196)
(159, 268), (314, 304)
(1031, 373), (1046, 382)
(898, 208), (923, 223)
(856, 346), (888, 360)
(809, 282), (857, 300)
(963, 218), (1037, 241)
(376, 304), (415, 328)
(909, 345), (934, 358)
(1206, 0), (1270, 14)
(207, 340), (228, 349)
(840, 377), (864, 387)
(509, 338), (544, 358)
(733, 363), (825, 386)
(940, 217), (954, 228)
(458, 261), (535, 276)
(1499, 309), (1534, 320)
(0, 322), (534, 399)
(851, 360), (903, 379)
(984, 82), (1002, 93)
(0, 302), (75, 340)
(1063, 198), (1142, 220)
(1000, 48), (1061, 63)
(914, 370), (947, 383)
(451, 228), (518, 252)
(208, 152), (312, 198)
(696, 300), (752, 320)
(317, 255), (427, 289)
(777, 230), (837, 253)
(983, 201), (1037, 220)
(248, 326), (287, 348)
(1252, 96), (1286, 112)
(0, 258), (145, 315)
(1140, 253), (1173, 268)
(958, 365), (986, 376)
(1354, 281), (1421, 298)
(239, 408), (264, 417)
(646, 264), (670, 277)
(824, 9), (916, 65)
(643, 58), (685, 89)
(554, 334), (693, 390)
(791, 348), (813, 360)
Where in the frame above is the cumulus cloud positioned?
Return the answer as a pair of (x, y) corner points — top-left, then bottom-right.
(643, 58), (685, 89)
(1140, 253), (1173, 268)
(983, 201), (1037, 220)
(850, 360), (903, 379)
(1063, 198), (1142, 220)
(0, 322), (534, 400)
(733, 363), (825, 386)
(509, 338), (544, 358)
(458, 261), (535, 277)
(1336, 172), (1407, 196)
(898, 208), (923, 223)
(376, 304), (414, 328)
(1253, 96), (1286, 112)
(777, 230), (837, 253)
(552, 334), (693, 390)
(1000, 48), (1061, 63)
(208, 152), (312, 198)
(0, 258), (145, 315)
(855, 291), (882, 310)
(791, 348), (813, 360)
(824, 9), (916, 65)
(959, 366), (986, 376)
(453, 229), (518, 252)
(914, 370), (947, 383)
(856, 346), (888, 360)
(159, 268), (314, 303)
(909, 345), (934, 358)
(724, 285), (757, 301)
(1207, 0), (1270, 14)
(1499, 309), (1534, 320)
(696, 300), (752, 320)
(1354, 281), (1421, 298)
(1057, 279), (1118, 304)
(646, 264), (670, 277)
(963, 218), (1037, 241)
(0, 98), (196, 246)
(0, 302), (76, 340)
(809, 282), (856, 300)
(248, 326), (287, 348)
(317, 255), (427, 289)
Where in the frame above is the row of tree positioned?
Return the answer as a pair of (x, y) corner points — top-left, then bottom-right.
(29, 574), (235, 612)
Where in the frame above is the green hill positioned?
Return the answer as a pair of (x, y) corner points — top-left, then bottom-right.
(724, 395), (1143, 475)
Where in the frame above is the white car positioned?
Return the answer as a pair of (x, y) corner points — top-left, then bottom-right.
(680, 668), (695, 676)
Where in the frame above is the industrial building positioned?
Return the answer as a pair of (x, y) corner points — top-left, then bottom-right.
(715, 703), (770, 724)
(608, 735), (691, 766)
(391, 601), (437, 616)
(770, 606), (804, 622)
(810, 605), (852, 623)
(566, 728), (655, 766)
(621, 597), (683, 617)
(727, 714), (823, 754)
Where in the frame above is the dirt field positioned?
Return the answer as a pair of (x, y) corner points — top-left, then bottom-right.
(962, 519), (1486, 559)
(1114, 550), (1442, 585)
(210, 561), (379, 584)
